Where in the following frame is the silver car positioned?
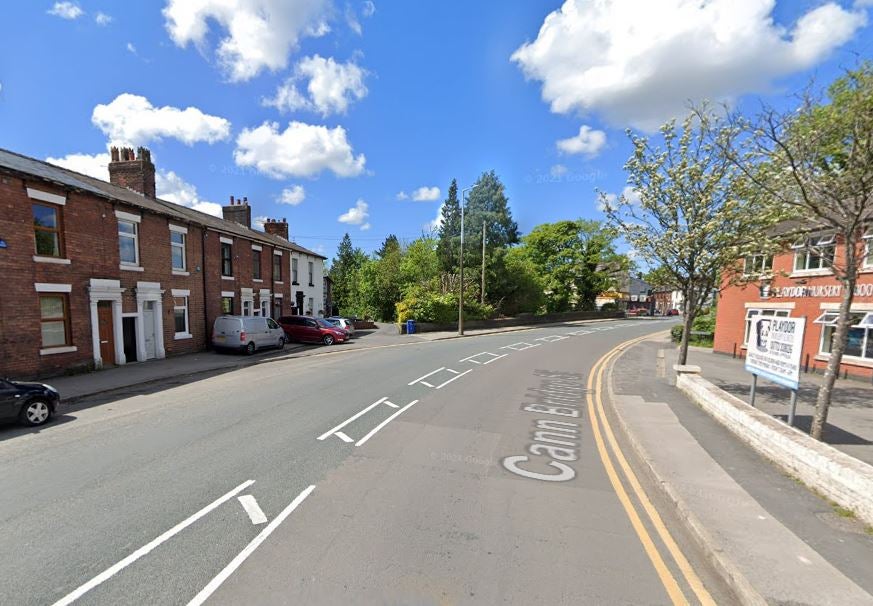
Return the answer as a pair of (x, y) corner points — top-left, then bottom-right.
(212, 315), (286, 354)
(327, 316), (356, 336)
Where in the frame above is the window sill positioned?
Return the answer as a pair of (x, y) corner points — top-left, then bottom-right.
(221, 276), (235, 281)
(815, 353), (873, 369)
(33, 255), (71, 265)
(274, 281), (284, 285)
(291, 282), (299, 286)
(174, 333), (193, 341)
(120, 264), (144, 272)
(789, 269), (833, 278)
(172, 270), (190, 277)
(40, 345), (77, 356)
(253, 279), (264, 283)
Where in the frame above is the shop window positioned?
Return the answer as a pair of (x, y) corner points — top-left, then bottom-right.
(744, 308), (790, 345)
(816, 311), (873, 360)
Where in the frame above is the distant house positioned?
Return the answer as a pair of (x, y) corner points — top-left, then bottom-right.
(0, 146), (326, 379)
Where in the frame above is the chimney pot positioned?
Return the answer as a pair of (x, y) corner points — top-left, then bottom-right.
(108, 145), (156, 197)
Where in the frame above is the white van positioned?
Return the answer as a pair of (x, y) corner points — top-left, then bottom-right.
(212, 315), (286, 354)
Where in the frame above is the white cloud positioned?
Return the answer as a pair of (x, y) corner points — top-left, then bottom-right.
(95, 12), (112, 25)
(234, 121), (366, 178)
(45, 152), (110, 180)
(92, 93), (231, 147)
(426, 203), (444, 232)
(126, 42), (137, 54)
(278, 184), (306, 205)
(346, 4), (362, 35)
(362, 1), (376, 17)
(264, 55), (368, 117)
(48, 2), (83, 19)
(556, 125), (607, 157)
(155, 169), (223, 217)
(253, 215), (269, 230)
(162, 0), (331, 82)
(512, 0), (867, 130)
(598, 186), (641, 212)
(396, 191), (409, 200)
(550, 164), (568, 177)
(338, 198), (369, 228)
(411, 186), (440, 201)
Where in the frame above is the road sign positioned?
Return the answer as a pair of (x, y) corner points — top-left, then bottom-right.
(745, 316), (805, 390)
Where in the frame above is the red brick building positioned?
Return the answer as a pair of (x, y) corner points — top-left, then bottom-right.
(0, 146), (325, 379)
(714, 230), (873, 380)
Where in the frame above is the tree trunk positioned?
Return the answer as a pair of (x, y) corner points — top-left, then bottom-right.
(811, 248), (857, 440)
(677, 284), (695, 365)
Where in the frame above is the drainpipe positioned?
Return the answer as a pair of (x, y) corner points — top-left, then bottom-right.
(202, 228), (210, 348)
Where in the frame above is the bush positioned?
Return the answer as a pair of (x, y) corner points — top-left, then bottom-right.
(670, 324), (684, 343)
(396, 290), (494, 324)
(600, 302), (619, 312)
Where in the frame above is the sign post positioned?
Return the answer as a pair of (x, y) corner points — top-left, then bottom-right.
(744, 316), (806, 426)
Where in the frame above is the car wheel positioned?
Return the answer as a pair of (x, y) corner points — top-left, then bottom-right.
(246, 342), (256, 355)
(322, 334), (335, 346)
(278, 337), (285, 350)
(21, 399), (52, 426)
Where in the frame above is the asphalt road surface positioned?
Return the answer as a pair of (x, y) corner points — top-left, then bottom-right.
(0, 319), (731, 605)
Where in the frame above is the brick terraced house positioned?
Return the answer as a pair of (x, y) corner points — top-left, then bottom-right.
(0, 146), (326, 379)
(714, 228), (873, 380)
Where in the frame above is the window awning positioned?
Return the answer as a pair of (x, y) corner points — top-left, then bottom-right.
(813, 312), (839, 325)
(857, 312), (873, 327)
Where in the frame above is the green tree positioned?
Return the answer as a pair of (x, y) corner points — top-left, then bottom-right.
(437, 179), (461, 272)
(520, 220), (624, 312)
(400, 236), (440, 292)
(727, 64), (873, 439)
(601, 107), (777, 366)
(376, 234), (400, 259)
(487, 246), (545, 315)
(329, 233), (367, 314)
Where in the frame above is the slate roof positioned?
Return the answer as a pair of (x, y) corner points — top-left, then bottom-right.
(0, 147), (326, 259)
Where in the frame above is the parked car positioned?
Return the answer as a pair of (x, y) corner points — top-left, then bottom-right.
(0, 378), (60, 426)
(666, 309), (680, 316)
(278, 315), (348, 345)
(212, 315), (286, 354)
(326, 317), (356, 336)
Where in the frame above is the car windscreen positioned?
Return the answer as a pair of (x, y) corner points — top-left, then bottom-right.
(316, 319), (335, 328)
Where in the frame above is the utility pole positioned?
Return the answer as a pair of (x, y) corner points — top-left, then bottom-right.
(480, 222), (486, 305)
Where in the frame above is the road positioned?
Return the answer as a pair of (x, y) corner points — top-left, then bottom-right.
(0, 319), (730, 605)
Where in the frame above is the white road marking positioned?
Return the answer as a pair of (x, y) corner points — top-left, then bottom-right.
(408, 367), (446, 387)
(237, 495), (268, 525)
(568, 329), (591, 336)
(434, 368), (473, 389)
(384, 400), (400, 409)
(51, 480), (255, 606)
(500, 342), (541, 351)
(536, 335), (568, 342)
(187, 485), (316, 606)
(317, 397), (389, 441)
(355, 400), (420, 446)
(334, 431), (354, 443)
(460, 351), (508, 365)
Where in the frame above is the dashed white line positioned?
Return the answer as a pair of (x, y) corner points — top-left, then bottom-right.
(482, 353), (508, 364)
(500, 342), (541, 351)
(51, 479), (255, 606)
(460, 351), (508, 365)
(434, 368), (473, 389)
(187, 485), (316, 606)
(408, 367), (446, 388)
(317, 397), (389, 441)
(536, 335), (569, 343)
(355, 400), (420, 446)
(237, 495), (268, 525)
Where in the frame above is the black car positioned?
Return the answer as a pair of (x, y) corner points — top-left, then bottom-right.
(0, 378), (61, 426)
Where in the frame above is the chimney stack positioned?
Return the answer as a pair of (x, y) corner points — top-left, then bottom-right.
(222, 195), (252, 228)
(263, 217), (289, 240)
(108, 146), (156, 198)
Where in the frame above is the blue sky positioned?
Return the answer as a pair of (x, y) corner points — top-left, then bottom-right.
(1, 1), (871, 259)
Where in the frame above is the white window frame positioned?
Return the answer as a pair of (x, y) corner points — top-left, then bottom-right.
(292, 257), (299, 283)
(743, 253), (773, 276)
(172, 289), (191, 339)
(863, 229), (873, 268)
(170, 230), (187, 271)
(817, 311), (873, 359)
(307, 296), (314, 315)
(744, 308), (790, 346)
(792, 233), (836, 272)
(308, 261), (314, 286)
(118, 219), (140, 267)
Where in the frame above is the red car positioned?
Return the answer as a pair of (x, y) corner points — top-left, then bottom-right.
(277, 315), (348, 345)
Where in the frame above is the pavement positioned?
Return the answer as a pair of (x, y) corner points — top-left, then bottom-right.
(40, 317), (641, 401)
(610, 334), (873, 605)
(685, 346), (873, 467)
(0, 318), (735, 605)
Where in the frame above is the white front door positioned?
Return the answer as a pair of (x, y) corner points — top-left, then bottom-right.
(143, 302), (157, 359)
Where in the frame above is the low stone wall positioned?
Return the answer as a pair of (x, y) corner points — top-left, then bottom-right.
(675, 366), (873, 528)
(397, 310), (625, 334)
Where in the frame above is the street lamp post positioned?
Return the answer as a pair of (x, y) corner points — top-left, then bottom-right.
(459, 186), (473, 336)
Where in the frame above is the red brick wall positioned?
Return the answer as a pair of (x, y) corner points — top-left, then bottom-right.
(715, 237), (873, 380)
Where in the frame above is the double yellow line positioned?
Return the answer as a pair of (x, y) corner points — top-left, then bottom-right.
(585, 335), (716, 606)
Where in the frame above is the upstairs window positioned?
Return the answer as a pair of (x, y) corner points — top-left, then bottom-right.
(743, 254), (773, 275)
(221, 243), (233, 277)
(118, 220), (139, 265)
(792, 233), (835, 272)
(33, 203), (63, 257)
(273, 253), (282, 281)
(252, 250), (262, 280)
(864, 229), (873, 268)
(171, 231), (186, 271)
(308, 261), (314, 286)
(292, 258), (299, 284)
